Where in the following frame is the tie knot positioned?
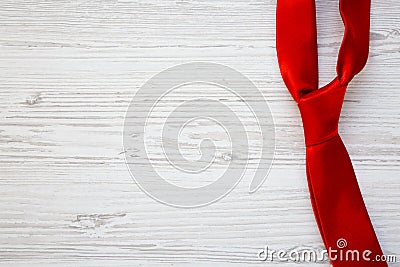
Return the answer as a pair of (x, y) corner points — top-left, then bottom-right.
(298, 80), (346, 146)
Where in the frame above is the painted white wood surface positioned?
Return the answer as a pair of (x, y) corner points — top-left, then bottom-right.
(0, 0), (399, 266)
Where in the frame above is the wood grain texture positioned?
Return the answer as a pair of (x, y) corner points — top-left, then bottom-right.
(0, 0), (399, 266)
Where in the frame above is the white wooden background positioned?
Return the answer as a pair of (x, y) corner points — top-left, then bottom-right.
(0, 0), (399, 266)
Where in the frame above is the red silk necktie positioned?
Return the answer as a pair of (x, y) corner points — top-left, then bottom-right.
(276, 0), (387, 266)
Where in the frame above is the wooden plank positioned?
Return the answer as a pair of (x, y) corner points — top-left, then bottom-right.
(0, 0), (399, 266)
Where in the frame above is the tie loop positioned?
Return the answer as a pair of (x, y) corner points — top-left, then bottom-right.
(276, 0), (371, 100)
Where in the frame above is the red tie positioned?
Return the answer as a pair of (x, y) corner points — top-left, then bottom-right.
(276, 0), (387, 266)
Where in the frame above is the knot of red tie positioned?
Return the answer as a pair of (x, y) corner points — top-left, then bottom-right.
(298, 78), (346, 147)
